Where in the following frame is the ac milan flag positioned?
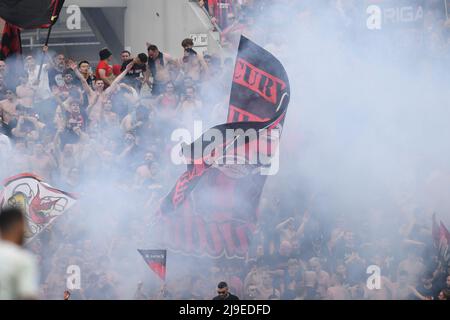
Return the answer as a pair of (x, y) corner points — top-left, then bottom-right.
(138, 249), (167, 281)
(0, 0), (65, 29)
(0, 173), (77, 242)
(157, 36), (290, 259)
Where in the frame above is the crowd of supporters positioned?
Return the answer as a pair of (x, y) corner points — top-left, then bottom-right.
(0, 0), (450, 300)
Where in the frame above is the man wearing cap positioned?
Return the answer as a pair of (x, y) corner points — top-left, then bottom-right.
(96, 48), (115, 87)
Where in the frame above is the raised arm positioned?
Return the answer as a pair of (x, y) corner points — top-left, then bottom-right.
(119, 83), (139, 105)
(105, 60), (135, 95)
(295, 209), (310, 238)
(276, 217), (294, 232)
(166, 53), (180, 68)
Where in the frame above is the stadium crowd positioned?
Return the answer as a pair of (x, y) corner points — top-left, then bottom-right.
(0, 0), (450, 300)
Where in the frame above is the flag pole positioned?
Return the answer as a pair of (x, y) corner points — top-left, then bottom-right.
(446, 0), (449, 21)
(36, 20), (55, 84)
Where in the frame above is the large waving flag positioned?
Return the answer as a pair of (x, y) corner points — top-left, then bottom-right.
(157, 36), (290, 259)
(0, 173), (77, 242)
(0, 0), (65, 29)
(0, 0), (65, 60)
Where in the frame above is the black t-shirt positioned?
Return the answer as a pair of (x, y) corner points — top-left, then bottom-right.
(59, 128), (81, 149)
(48, 67), (64, 89)
(213, 293), (239, 300)
(413, 284), (441, 300)
(74, 74), (94, 89)
(121, 59), (147, 90)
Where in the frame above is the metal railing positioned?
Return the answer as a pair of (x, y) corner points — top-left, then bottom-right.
(22, 41), (101, 48)
(189, 0), (222, 33)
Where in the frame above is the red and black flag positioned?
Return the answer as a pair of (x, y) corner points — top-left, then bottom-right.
(432, 215), (450, 265)
(0, 21), (21, 60)
(0, 0), (65, 60)
(157, 36), (290, 259)
(138, 249), (167, 281)
(0, 0), (65, 29)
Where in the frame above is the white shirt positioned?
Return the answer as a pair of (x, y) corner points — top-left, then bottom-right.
(27, 64), (51, 100)
(0, 240), (39, 300)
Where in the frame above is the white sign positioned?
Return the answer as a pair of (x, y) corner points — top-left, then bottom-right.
(190, 34), (208, 47)
(66, 5), (81, 30)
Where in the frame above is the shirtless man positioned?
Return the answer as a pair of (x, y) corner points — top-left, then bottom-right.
(120, 105), (150, 134)
(276, 210), (310, 245)
(309, 257), (330, 299)
(16, 73), (36, 107)
(180, 48), (207, 82)
(180, 39), (208, 80)
(0, 89), (19, 130)
(243, 263), (265, 292)
(326, 274), (350, 300)
(70, 60), (134, 128)
(134, 151), (155, 188)
(365, 274), (394, 300)
(146, 44), (178, 96)
(256, 271), (280, 300)
(102, 99), (119, 128)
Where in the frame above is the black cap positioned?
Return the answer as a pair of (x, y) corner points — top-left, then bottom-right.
(99, 48), (112, 60)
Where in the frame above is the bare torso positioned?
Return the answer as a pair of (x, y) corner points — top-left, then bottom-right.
(0, 99), (18, 124)
(16, 85), (35, 107)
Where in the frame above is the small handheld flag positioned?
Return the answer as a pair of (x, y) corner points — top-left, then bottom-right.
(138, 249), (167, 281)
